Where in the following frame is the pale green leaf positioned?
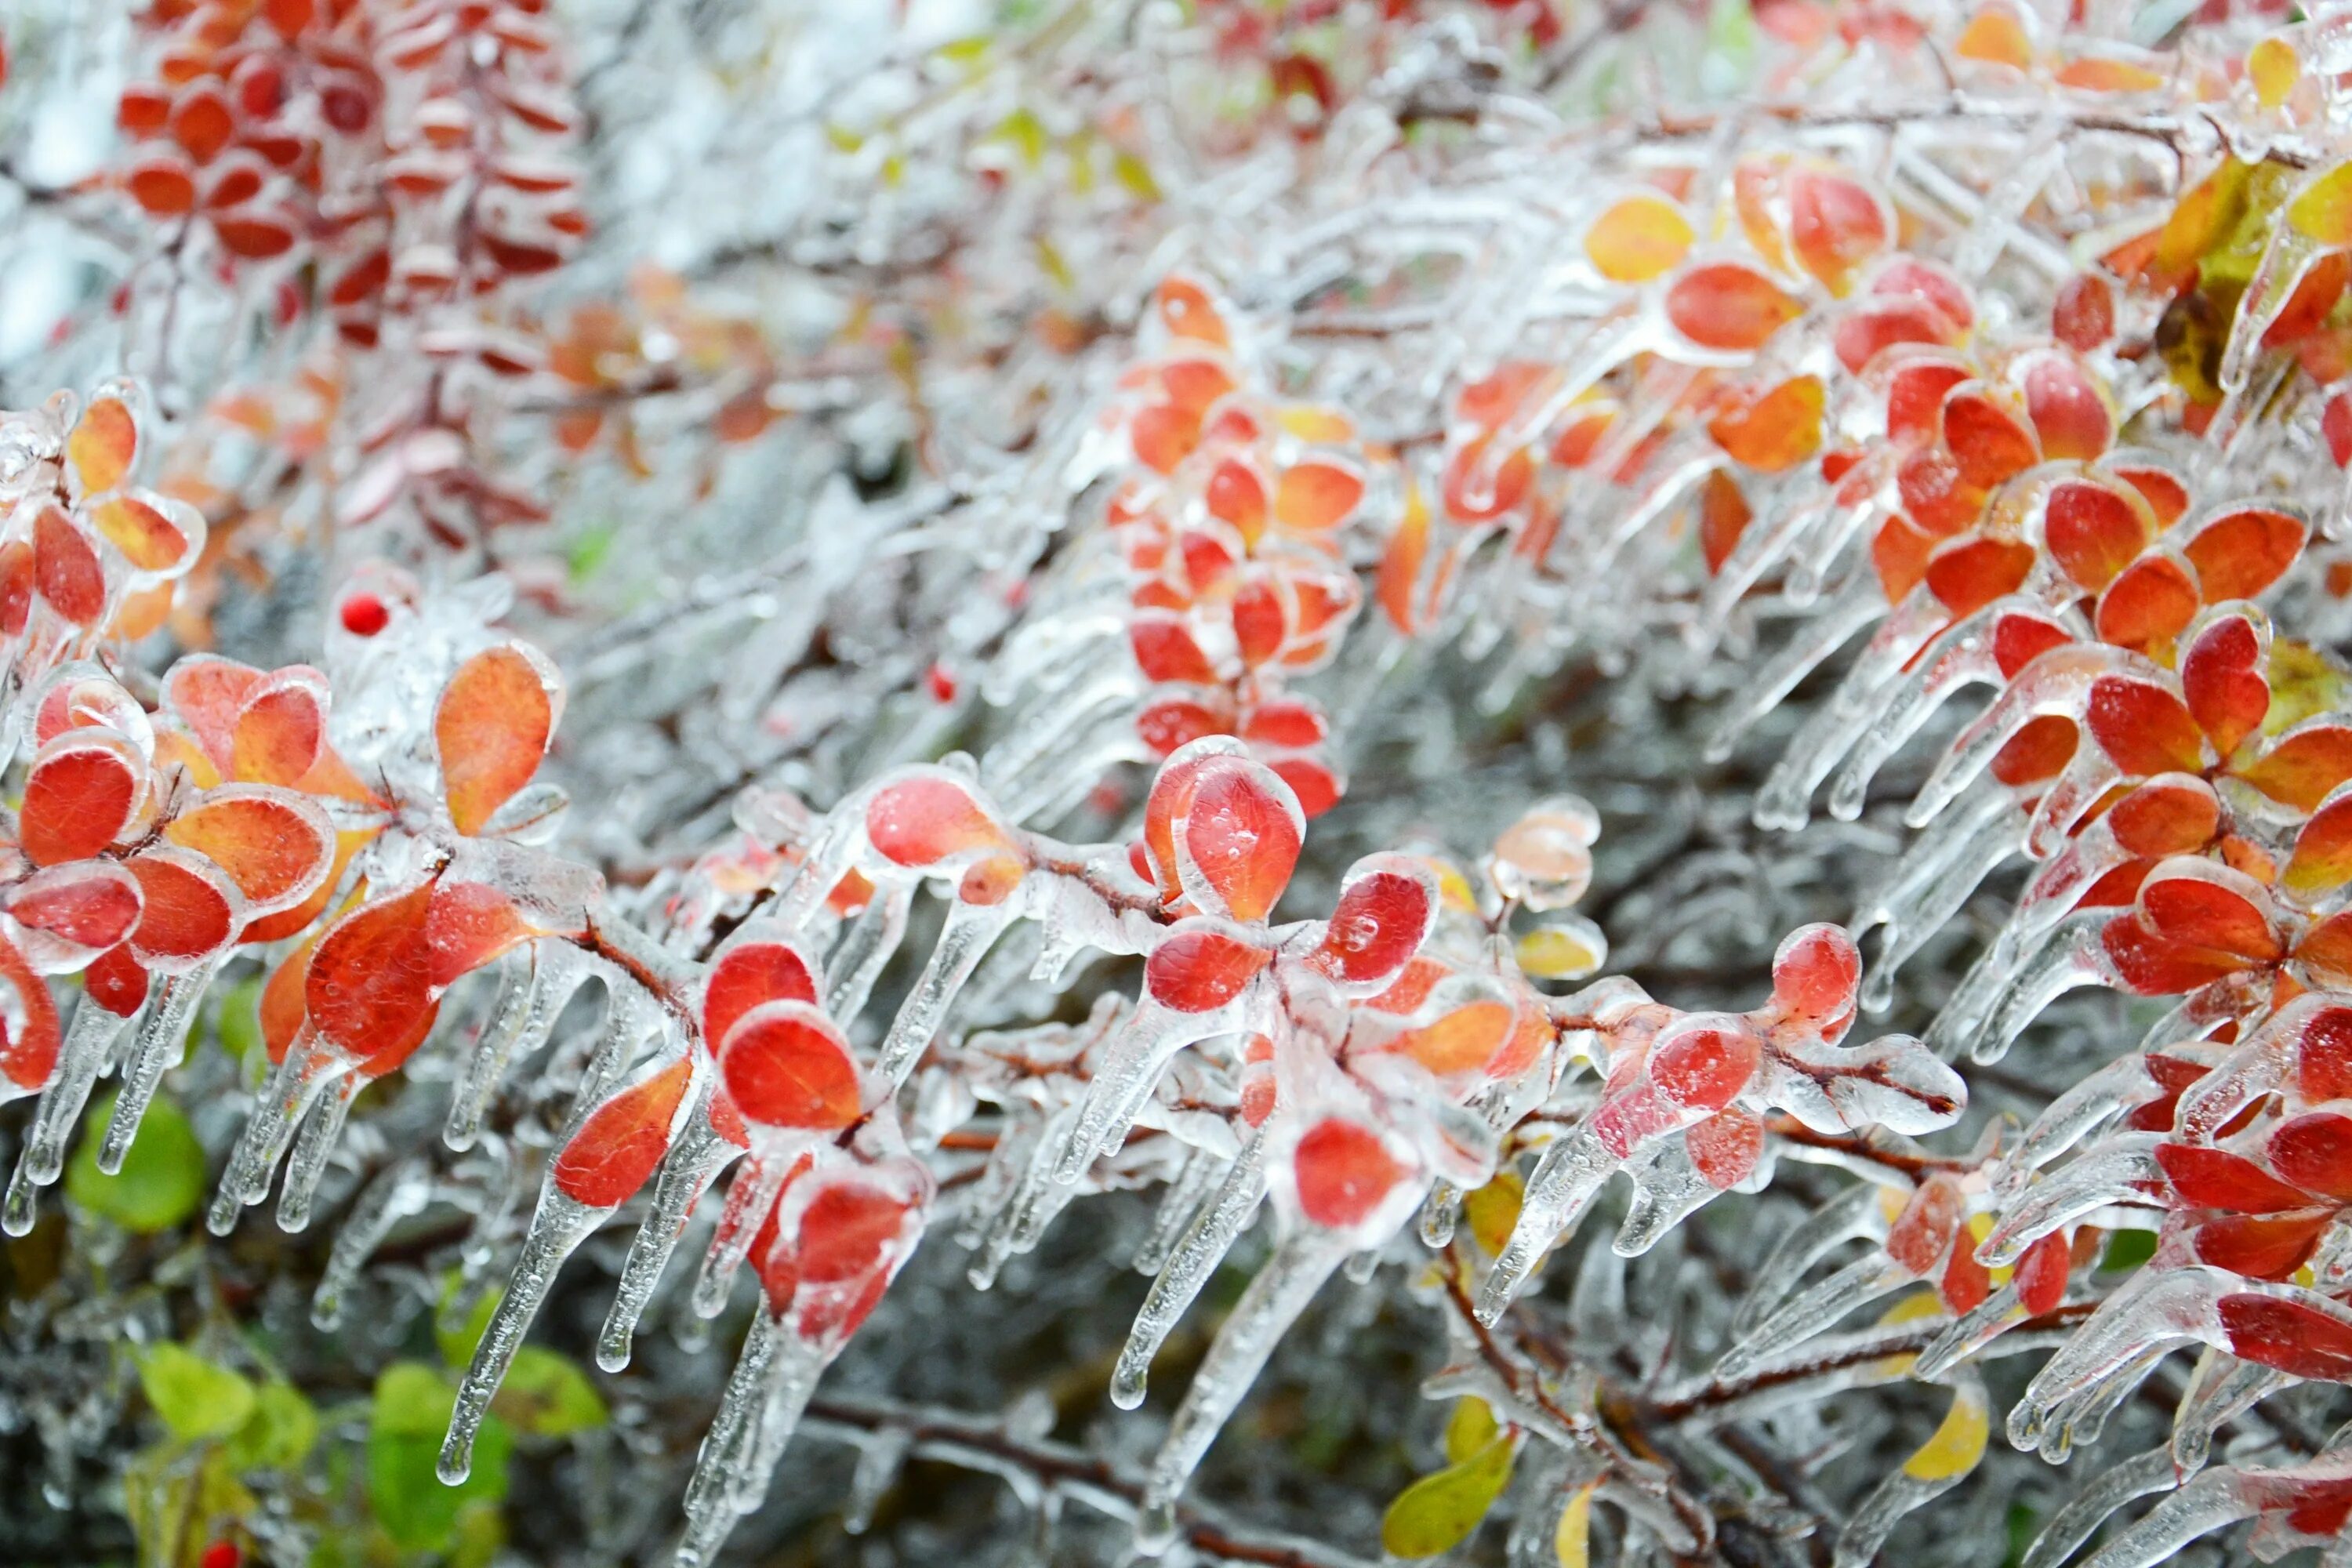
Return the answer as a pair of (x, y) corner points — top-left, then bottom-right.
(139, 1344), (256, 1443)
(67, 1091), (205, 1233)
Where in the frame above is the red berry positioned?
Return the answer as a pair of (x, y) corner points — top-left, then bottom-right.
(339, 592), (389, 636)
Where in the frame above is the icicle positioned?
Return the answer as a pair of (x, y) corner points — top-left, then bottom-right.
(824, 882), (911, 1022)
(3, 998), (132, 1235)
(1751, 588), (1951, 830)
(2170, 1349), (2288, 1475)
(691, 1152), (792, 1318)
(1418, 1180), (1462, 1250)
(1703, 573), (1882, 766)
(876, 894), (1022, 1085)
(277, 1070), (363, 1232)
(1857, 782), (2023, 1012)
(441, 1185), (611, 1483)
(446, 945), (575, 1152)
(982, 671), (1140, 804)
(2072, 1467), (2254, 1568)
(2009, 1267), (2228, 1454)
(1977, 1139), (2161, 1267)
(673, 1310), (782, 1568)
(1477, 1128), (1617, 1325)
(1733, 1181), (1887, 1335)
(1113, 1129), (1266, 1410)
(1132, 1230), (1348, 1555)
(313, 1157), (435, 1329)
(1613, 1138), (1724, 1256)
(98, 960), (217, 1174)
(1928, 909), (2107, 1064)
(1994, 1056), (2165, 1197)
(2039, 1350), (2162, 1462)
(1785, 496), (1882, 602)
(600, 1091), (743, 1371)
(1860, 795), (2025, 1013)
(1914, 1279), (2034, 1379)
(766, 808), (862, 935)
(1907, 644), (2127, 830)
(970, 1114), (1083, 1288)
(1825, 600), (2011, 822)
(2019, 1447), (2180, 1568)
(1713, 1254), (1916, 1381)
(563, 979), (658, 1145)
(843, 1428), (911, 1534)
(209, 1029), (353, 1234)
(1056, 1004), (1235, 1185)
(727, 1327), (832, 1515)
(1134, 1147), (1221, 1276)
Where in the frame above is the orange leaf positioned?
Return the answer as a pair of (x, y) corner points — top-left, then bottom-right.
(67, 391), (138, 495)
(434, 644), (558, 836)
(163, 786), (335, 916)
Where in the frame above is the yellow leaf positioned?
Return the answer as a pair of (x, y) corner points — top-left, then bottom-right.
(2291, 162), (2352, 249)
(1554, 1483), (1596, 1568)
(2250, 36), (2300, 109)
(1464, 1170), (1525, 1258)
(1872, 1289), (1948, 1377)
(1516, 917), (1609, 980)
(1584, 194), (1695, 284)
(825, 124), (864, 154)
(1035, 237), (1075, 293)
(1381, 1435), (1518, 1558)
(995, 107), (1048, 169)
(1443, 1397), (1498, 1464)
(1113, 149), (1162, 203)
(1902, 1382), (1990, 1482)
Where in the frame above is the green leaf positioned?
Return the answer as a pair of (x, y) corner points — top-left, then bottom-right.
(436, 1273), (503, 1368)
(368, 1363), (511, 1552)
(567, 522), (617, 584)
(2100, 1228), (2158, 1272)
(224, 1379), (318, 1471)
(494, 1347), (607, 1438)
(138, 1344), (256, 1442)
(67, 1091), (205, 1233)
(214, 978), (263, 1064)
(1381, 1433), (1518, 1558)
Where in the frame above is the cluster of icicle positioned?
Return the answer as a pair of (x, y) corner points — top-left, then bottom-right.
(386, 710), (1980, 1564)
(1560, 99), (2352, 1568)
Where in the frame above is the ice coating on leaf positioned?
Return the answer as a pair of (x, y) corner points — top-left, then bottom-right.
(436, 642), (560, 837)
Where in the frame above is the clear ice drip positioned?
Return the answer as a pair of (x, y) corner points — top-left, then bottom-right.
(312, 1156), (435, 1329)
(1132, 1231), (1347, 1555)
(876, 895), (1022, 1086)
(1113, 1130), (1267, 1410)
(3, 998), (131, 1235)
(441, 1189), (609, 1483)
(1478, 1128), (1618, 1325)
(445, 946), (579, 1152)
(98, 960), (218, 1174)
